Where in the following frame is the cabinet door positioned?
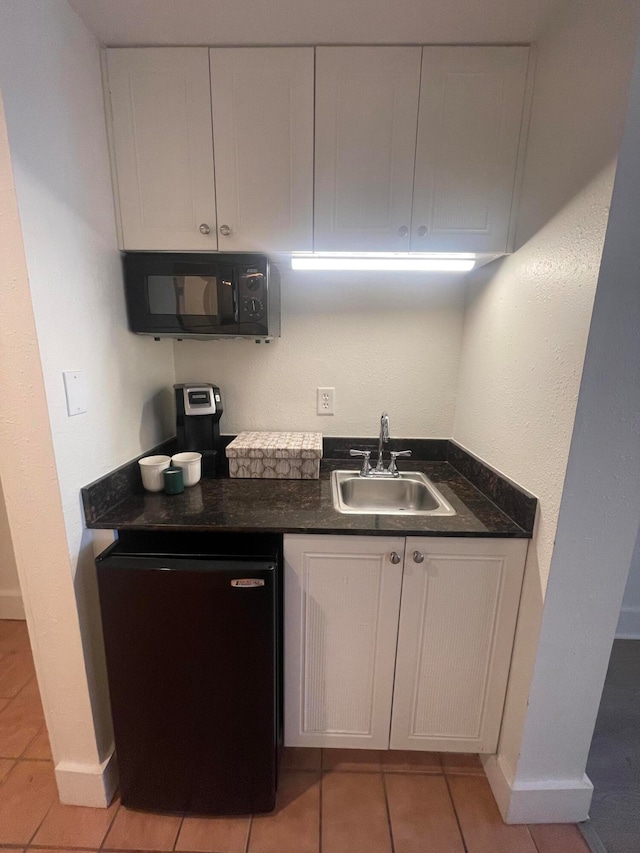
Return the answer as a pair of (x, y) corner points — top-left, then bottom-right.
(210, 48), (314, 252)
(314, 47), (421, 252)
(390, 537), (527, 753)
(106, 48), (217, 250)
(284, 534), (404, 749)
(411, 47), (530, 253)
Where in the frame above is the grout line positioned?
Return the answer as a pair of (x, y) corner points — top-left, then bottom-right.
(98, 798), (121, 851)
(17, 725), (46, 762)
(172, 814), (185, 852)
(25, 797), (55, 849)
(318, 764), (323, 853)
(244, 814), (253, 853)
(526, 824), (542, 853)
(380, 772), (395, 853)
(443, 771), (469, 853)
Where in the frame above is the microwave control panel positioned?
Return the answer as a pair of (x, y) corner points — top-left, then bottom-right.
(238, 268), (266, 322)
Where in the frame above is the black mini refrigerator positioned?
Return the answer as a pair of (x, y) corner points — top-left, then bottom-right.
(96, 531), (282, 815)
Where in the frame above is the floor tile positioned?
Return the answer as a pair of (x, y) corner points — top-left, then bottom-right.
(0, 759), (14, 784)
(322, 771), (392, 853)
(441, 752), (485, 775)
(22, 727), (53, 761)
(249, 770), (320, 853)
(27, 849), (95, 853)
(528, 823), (592, 853)
(385, 773), (464, 853)
(280, 747), (321, 771)
(0, 760), (57, 844)
(0, 685), (45, 758)
(448, 774), (537, 853)
(176, 814), (250, 852)
(32, 793), (119, 848)
(103, 805), (182, 851)
(382, 750), (442, 774)
(0, 621), (29, 655)
(322, 748), (383, 773)
(0, 651), (36, 699)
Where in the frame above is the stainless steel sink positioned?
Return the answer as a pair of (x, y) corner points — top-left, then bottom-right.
(331, 470), (457, 516)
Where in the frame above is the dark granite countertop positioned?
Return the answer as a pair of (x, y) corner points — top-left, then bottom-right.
(85, 456), (533, 538)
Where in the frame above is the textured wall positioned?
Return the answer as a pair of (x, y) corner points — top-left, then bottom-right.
(0, 480), (22, 619)
(68, 0), (560, 46)
(174, 269), (466, 438)
(0, 0), (175, 803)
(510, 34), (640, 804)
(452, 0), (640, 821)
(618, 532), (640, 637)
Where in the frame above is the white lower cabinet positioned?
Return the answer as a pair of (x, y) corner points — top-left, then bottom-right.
(284, 534), (527, 753)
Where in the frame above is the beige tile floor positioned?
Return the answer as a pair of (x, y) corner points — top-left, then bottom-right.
(0, 620), (590, 853)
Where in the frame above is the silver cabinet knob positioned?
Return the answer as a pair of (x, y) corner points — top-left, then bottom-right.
(219, 224), (232, 236)
(390, 551), (402, 565)
(398, 225), (409, 237)
(199, 223), (211, 235)
(416, 226), (427, 237)
(413, 551), (424, 563)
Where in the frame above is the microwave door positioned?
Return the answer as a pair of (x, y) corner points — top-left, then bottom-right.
(216, 267), (237, 328)
(173, 274), (236, 334)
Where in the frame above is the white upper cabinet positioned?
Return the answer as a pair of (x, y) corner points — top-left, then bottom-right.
(210, 48), (314, 252)
(411, 47), (530, 253)
(314, 45), (529, 254)
(105, 45), (530, 254)
(314, 47), (422, 252)
(106, 48), (217, 251)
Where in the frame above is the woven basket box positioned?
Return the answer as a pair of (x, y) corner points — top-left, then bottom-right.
(225, 431), (323, 479)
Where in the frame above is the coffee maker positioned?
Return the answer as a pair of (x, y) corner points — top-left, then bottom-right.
(174, 383), (223, 477)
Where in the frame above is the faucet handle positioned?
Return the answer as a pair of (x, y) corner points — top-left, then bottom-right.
(350, 449), (372, 477)
(388, 450), (412, 476)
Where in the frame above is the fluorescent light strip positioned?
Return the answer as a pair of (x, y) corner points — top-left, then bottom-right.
(290, 252), (476, 272)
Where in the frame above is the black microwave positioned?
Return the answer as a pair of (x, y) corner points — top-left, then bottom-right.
(123, 252), (281, 341)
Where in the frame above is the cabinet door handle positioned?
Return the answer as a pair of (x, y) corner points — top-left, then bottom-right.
(397, 225), (409, 238)
(219, 224), (232, 236)
(416, 226), (427, 237)
(413, 551), (424, 563)
(390, 551), (402, 565)
(199, 223), (211, 235)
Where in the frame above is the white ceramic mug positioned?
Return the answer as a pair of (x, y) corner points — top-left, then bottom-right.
(171, 451), (202, 487)
(138, 455), (171, 492)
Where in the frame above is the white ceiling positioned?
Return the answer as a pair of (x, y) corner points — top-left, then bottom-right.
(67, 0), (563, 46)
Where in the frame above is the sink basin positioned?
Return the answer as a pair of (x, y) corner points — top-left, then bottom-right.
(331, 470), (456, 516)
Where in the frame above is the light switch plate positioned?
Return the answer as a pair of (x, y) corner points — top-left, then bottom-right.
(63, 371), (88, 416)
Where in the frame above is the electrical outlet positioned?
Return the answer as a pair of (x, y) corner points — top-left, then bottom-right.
(317, 387), (335, 416)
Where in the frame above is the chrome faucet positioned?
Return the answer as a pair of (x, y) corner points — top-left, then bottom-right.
(375, 412), (390, 473)
(349, 412), (412, 477)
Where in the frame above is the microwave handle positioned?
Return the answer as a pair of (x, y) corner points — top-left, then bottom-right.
(231, 282), (239, 322)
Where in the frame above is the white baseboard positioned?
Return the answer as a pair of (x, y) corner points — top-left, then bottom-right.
(55, 748), (118, 807)
(482, 753), (594, 824)
(0, 590), (25, 620)
(615, 606), (640, 639)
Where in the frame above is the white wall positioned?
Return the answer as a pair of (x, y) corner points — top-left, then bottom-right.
(502, 32), (640, 819)
(0, 0), (175, 804)
(451, 0), (640, 822)
(174, 269), (466, 437)
(0, 481), (23, 619)
(617, 514), (640, 638)
(68, 0), (560, 46)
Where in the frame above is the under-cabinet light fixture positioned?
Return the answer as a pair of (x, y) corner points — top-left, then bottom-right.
(290, 252), (476, 272)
